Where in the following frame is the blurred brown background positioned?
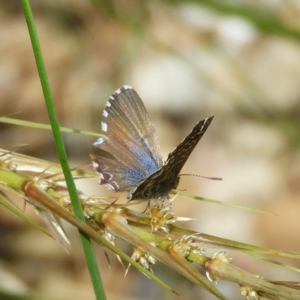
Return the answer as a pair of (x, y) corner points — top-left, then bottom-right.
(0, 1), (300, 299)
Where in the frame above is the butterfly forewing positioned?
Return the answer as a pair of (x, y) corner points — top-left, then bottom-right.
(164, 116), (213, 178)
(91, 86), (164, 191)
(128, 116), (214, 200)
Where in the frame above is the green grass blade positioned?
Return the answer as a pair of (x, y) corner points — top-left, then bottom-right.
(21, 1), (106, 299)
(0, 116), (103, 138)
(0, 196), (50, 237)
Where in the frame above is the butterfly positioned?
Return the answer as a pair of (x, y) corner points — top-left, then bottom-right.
(91, 85), (213, 201)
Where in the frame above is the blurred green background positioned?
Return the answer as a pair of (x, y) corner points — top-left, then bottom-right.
(0, 1), (300, 299)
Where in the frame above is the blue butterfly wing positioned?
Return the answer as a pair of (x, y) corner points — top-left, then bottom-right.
(91, 85), (164, 191)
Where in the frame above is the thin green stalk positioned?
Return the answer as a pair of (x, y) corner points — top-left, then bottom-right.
(21, 1), (106, 299)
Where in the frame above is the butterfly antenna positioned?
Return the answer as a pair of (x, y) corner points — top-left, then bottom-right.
(180, 174), (222, 181)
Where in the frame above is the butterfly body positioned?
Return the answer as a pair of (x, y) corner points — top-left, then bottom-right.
(91, 85), (213, 201)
